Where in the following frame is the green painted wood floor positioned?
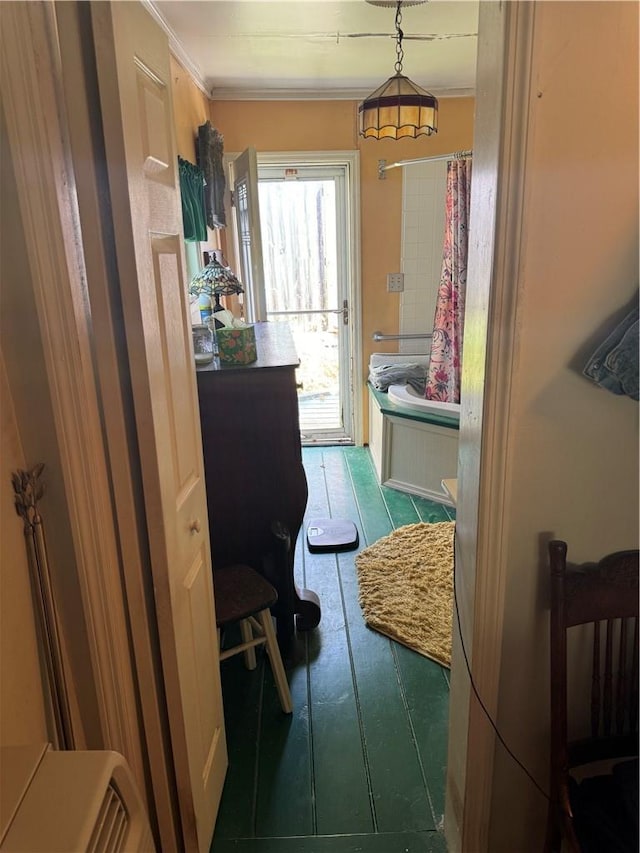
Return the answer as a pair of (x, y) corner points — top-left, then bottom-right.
(211, 447), (455, 853)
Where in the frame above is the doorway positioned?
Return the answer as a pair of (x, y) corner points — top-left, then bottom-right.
(259, 161), (353, 443)
(230, 150), (362, 446)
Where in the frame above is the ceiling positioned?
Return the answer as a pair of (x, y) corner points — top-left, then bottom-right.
(148, 0), (479, 100)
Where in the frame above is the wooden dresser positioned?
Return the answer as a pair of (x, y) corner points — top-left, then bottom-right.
(195, 321), (320, 648)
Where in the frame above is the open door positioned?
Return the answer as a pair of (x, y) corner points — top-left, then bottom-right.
(231, 147), (267, 321)
(90, 3), (227, 850)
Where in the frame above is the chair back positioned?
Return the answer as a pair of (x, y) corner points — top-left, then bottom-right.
(547, 540), (639, 851)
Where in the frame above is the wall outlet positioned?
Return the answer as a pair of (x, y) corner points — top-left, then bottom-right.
(387, 272), (404, 293)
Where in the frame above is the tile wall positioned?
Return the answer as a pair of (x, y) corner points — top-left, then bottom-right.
(400, 161), (447, 355)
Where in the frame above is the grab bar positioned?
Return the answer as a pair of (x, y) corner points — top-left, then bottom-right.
(372, 331), (433, 342)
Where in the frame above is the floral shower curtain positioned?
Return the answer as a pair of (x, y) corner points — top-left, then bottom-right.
(425, 157), (472, 403)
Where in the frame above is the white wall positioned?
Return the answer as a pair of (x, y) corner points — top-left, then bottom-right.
(400, 161), (447, 353)
(487, 2), (639, 849)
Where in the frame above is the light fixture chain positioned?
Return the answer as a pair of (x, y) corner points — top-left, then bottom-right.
(394, 0), (404, 74)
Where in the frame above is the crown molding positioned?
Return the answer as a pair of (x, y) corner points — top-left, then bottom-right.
(143, 0), (209, 96)
(209, 85), (475, 101)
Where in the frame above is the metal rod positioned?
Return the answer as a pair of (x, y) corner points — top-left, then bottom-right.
(13, 464), (74, 749)
(378, 149), (472, 179)
(268, 309), (339, 317)
(372, 331), (433, 341)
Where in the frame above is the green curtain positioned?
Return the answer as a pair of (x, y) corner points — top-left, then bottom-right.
(178, 156), (207, 241)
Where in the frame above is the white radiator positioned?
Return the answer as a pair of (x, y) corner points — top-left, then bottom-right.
(1, 745), (155, 852)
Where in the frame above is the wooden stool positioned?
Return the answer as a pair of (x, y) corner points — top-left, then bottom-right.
(214, 564), (293, 714)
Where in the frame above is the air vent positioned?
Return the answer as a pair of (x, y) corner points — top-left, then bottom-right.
(0, 747), (155, 852)
(88, 781), (129, 853)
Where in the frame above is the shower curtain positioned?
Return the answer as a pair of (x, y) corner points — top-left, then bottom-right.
(425, 157), (472, 403)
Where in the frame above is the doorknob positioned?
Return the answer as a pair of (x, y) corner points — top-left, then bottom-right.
(331, 299), (349, 325)
(189, 519), (201, 534)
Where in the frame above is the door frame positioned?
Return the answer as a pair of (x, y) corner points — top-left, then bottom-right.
(258, 156), (357, 443)
(445, 2), (535, 850)
(227, 149), (363, 446)
(260, 151), (362, 446)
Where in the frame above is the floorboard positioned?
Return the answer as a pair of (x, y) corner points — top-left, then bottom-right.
(211, 447), (453, 852)
(213, 829), (446, 852)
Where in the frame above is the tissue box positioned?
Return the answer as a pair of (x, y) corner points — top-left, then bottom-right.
(217, 325), (257, 365)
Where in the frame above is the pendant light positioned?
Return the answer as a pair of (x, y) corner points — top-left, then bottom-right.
(359, 0), (438, 140)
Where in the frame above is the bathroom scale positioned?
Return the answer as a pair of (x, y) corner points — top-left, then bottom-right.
(306, 519), (359, 553)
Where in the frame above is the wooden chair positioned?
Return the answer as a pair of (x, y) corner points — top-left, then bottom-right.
(547, 540), (639, 852)
(214, 563), (293, 714)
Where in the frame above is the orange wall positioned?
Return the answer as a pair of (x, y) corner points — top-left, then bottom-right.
(170, 55), (210, 161)
(211, 97), (475, 439)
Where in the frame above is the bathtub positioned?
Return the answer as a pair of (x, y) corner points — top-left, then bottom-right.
(388, 384), (461, 422)
(368, 354), (459, 505)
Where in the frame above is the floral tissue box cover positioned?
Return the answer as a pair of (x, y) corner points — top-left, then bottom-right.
(217, 325), (257, 365)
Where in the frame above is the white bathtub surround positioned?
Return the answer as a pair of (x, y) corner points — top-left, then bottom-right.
(368, 353), (459, 505)
(369, 387), (459, 505)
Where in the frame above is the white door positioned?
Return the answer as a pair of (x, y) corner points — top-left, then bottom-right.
(231, 147), (267, 321)
(229, 150), (360, 444)
(91, 4), (227, 851)
(258, 162), (355, 443)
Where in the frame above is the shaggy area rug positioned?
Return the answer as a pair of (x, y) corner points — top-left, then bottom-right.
(355, 521), (455, 667)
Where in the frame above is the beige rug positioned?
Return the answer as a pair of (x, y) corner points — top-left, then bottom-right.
(355, 521), (455, 667)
